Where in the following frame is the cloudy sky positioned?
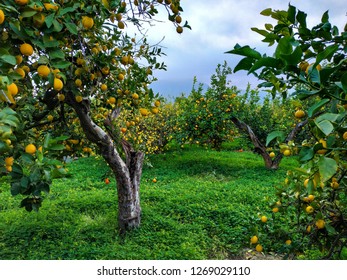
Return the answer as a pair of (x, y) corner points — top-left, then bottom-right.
(135, 0), (346, 100)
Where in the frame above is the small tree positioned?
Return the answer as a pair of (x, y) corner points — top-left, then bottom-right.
(228, 4), (347, 258)
(0, 0), (189, 233)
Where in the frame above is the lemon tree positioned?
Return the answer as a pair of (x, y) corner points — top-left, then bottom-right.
(228, 5), (347, 258)
(0, 0), (189, 232)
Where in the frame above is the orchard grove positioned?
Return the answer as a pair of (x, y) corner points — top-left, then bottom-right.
(1, 2), (347, 259)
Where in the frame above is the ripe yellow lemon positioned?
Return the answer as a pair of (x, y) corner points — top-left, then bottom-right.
(15, 0), (29, 5)
(108, 97), (116, 104)
(7, 83), (18, 96)
(261, 216), (268, 223)
(0, 9), (5, 25)
(294, 109), (305, 118)
(47, 115), (53, 122)
(269, 152), (275, 158)
(132, 93), (139, 100)
(151, 107), (159, 114)
(37, 65), (51, 78)
(20, 43), (34, 56)
(118, 73), (124, 81)
(5, 157), (14, 166)
(82, 16), (94, 29)
(343, 131), (347, 141)
(53, 78), (63, 91)
(154, 100), (161, 107)
(305, 206), (314, 214)
(75, 79), (82, 87)
(75, 95), (83, 103)
(283, 149), (291, 156)
(15, 55), (23, 65)
(152, 178), (157, 183)
(255, 244), (263, 252)
(15, 67), (26, 78)
(140, 108), (149, 117)
(285, 240), (292, 245)
(250, 235), (258, 244)
(272, 207), (279, 213)
(120, 127), (127, 133)
(315, 219), (325, 229)
(25, 144), (36, 154)
(100, 84), (108, 91)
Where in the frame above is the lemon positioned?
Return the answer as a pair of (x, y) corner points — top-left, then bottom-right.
(20, 43), (34, 56)
(7, 83), (18, 96)
(255, 244), (263, 252)
(261, 215), (268, 223)
(75, 95), (83, 103)
(15, 68), (26, 78)
(118, 21), (125, 29)
(5, 157), (14, 166)
(47, 115), (53, 122)
(283, 149), (291, 156)
(315, 219), (325, 229)
(53, 78), (63, 91)
(58, 93), (65, 102)
(269, 152), (275, 158)
(75, 79), (82, 87)
(15, 0), (29, 5)
(37, 65), (51, 78)
(305, 206), (314, 214)
(176, 26), (183, 34)
(250, 235), (258, 244)
(108, 97), (116, 104)
(343, 131), (347, 141)
(294, 109), (305, 118)
(100, 84), (108, 91)
(0, 9), (5, 25)
(82, 16), (94, 29)
(154, 100), (161, 107)
(25, 143), (37, 154)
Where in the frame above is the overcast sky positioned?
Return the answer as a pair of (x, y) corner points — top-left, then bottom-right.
(136, 0), (346, 99)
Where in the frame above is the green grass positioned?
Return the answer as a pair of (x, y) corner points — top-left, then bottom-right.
(0, 144), (297, 260)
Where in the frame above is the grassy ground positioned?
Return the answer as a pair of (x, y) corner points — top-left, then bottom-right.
(0, 144), (297, 260)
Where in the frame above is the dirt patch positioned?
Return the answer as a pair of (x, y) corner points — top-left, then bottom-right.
(229, 248), (286, 260)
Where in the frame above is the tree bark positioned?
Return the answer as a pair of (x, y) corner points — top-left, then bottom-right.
(68, 97), (143, 233)
(229, 115), (309, 170)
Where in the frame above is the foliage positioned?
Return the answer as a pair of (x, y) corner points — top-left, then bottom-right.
(0, 145), (297, 259)
(0, 0), (189, 213)
(228, 4), (347, 258)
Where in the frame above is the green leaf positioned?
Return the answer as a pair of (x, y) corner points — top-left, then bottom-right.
(316, 113), (340, 123)
(318, 156), (337, 182)
(308, 98), (330, 117)
(10, 181), (21, 196)
(321, 10), (329, 23)
(280, 46), (303, 66)
(233, 57), (254, 73)
(0, 54), (17, 65)
(251, 27), (269, 37)
(21, 10), (37, 18)
(341, 72), (347, 93)
(51, 60), (71, 69)
(315, 119), (334, 136)
(38, 55), (50, 65)
(266, 130), (286, 146)
(43, 133), (51, 149)
(49, 49), (65, 60)
(299, 147), (315, 162)
(64, 22), (78, 35)
(47, 144), (65, 151)
(315, 45), (338, 65)
(225, 44), (261, 59)
(249, 57), (281, 73)
(275, 36), (293, 58)
(260, 8), (272, 16)
(287, 4), (296, 24)
(296, 10), (307, 28)
(53, 19), (63, 32)
(45, 13), (55, 28)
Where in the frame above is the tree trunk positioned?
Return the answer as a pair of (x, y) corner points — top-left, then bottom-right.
(229, 115), (309, 170)
(68, 97), (143, 232)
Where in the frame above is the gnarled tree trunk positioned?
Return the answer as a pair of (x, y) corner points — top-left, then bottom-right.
(229, 115), (309, 170)
(68, 96), (143, 233)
